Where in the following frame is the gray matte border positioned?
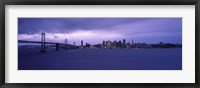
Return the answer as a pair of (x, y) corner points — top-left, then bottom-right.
(0, 0), (200, 88)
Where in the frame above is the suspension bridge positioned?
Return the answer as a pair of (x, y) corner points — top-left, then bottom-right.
(18, 33), (78, 52)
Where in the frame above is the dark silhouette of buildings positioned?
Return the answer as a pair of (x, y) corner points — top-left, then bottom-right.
(78, 39), (182, 49)
(86, 43), (91, 47)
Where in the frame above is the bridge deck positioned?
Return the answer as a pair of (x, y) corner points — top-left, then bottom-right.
(18, 40), (75, 46)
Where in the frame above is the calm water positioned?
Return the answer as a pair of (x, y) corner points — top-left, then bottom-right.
(18, 48), (182, 70)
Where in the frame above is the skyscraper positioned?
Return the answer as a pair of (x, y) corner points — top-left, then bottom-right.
(65, 39), (68, 44)
(81, 40), (83, 46)
(132, 40), (134, 45)
(103, 41), (105, 45)
(64, 39), (68, 50)
(123, 39), (126, 45)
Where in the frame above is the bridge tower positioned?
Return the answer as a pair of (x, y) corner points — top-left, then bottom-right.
(40, 33), (46, 52)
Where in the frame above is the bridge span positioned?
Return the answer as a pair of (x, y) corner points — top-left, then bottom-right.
(18, 33), (78, 52)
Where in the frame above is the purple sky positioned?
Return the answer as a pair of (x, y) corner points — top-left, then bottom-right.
(18, 18), (182, 45)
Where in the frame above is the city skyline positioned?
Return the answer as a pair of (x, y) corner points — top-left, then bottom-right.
(18, 18), (182, 45)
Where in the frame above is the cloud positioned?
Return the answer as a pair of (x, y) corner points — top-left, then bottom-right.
(18, 18), (182, 44)
(19, 18), (176, 34)
(18, 18), (142, 34)
(18, 29), (123, 45)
